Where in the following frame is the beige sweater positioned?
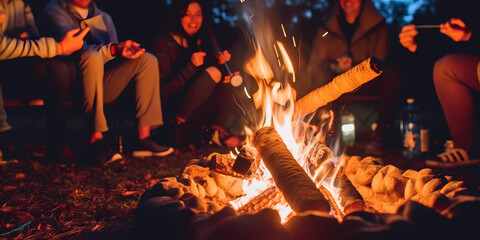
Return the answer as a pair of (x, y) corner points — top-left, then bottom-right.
(0, 0), (58, 60)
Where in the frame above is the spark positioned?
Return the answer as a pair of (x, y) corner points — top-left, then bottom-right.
(240, 0), (245, 3)
(235, 147), (241, 154)
(230, 151), (236, 158)
(322, 31), (329, 37)
(250, 14), (254, 19)
(273, 44), (279, 58)
(278, 59), (282, 67)
(281, 24), (286, 37)
(244, 86), (252, 99)
(292, 36), (296, 48)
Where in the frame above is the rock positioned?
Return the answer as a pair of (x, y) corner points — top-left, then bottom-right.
(197, 184), (206, 199)
(404, 179), (416, 200)
(440, 181), (464, 196)
(135, 197), (195, 240)
(356, 164), (382, 186)
(421, 178), (446, 196)
(183, 165), (210, 183)
(203, 176), (218, 198)
(180, 193), (208, 213)
(138, 181), (170, 206)
(166, 187), (184, 199)
(178, 177), (199, 197)
(207, 208), (289, 240)
(342, 213), (393, 240)
(227, 179), (244, 198)
(284, 211), (341, 240)
(215, 188), (228, 205)
(397, 200), (449, 240)
(211, 171), (236, 190)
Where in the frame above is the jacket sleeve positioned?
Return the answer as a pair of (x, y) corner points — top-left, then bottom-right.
(0, 34), (58, 59)
(153, 35), (198, 103)
(40, 5), (115, 63)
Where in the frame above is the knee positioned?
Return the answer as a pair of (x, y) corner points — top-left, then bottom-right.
(433, 54), (457, 84)
(205, 66), (222, 83)
(138, 52), (159, 70)
(79, 50), (103, 66)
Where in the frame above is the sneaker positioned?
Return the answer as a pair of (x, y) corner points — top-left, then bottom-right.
(91, 139), (123, 165)
(425, 148), (480, 168)
(133, 137), (174, 157)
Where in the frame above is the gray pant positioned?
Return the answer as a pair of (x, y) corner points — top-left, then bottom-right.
(78, 50), (163, 132)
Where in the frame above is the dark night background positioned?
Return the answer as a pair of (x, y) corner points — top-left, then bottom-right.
(14, 0), (480, 151)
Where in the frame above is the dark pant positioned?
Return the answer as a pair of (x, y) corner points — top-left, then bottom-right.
(0, 57), (77, 159)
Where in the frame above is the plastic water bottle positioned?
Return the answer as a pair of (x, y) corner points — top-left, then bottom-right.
(401, 98), (428, 159)
(341, 108), (355, 146)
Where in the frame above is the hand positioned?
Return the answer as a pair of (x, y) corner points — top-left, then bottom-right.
(0, 12), (5, 24)
(16, 31), (30, 40)
(112, 40), (145, 59)
(216, 50), (231, 65)
(336, 55), (352, 72)
(399, 24), (418, 52)
(191, 51), (206, 67)
(440, 18), (472, 42)
(223, 71), (240, 83)
(58, 27), (90, 56)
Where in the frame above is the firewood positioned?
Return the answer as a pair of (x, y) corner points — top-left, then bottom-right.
(236, 186), (284, 215)
(254, 127), (330, 213)
(233, 145), (261, 177)
(295, 57), (383, 117)
(333, 174), (365, 214)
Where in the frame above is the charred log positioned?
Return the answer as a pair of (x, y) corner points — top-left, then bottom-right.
(254, 127), (330, 213)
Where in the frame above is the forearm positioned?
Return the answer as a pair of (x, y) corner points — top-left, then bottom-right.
(0, 35), (59, 59)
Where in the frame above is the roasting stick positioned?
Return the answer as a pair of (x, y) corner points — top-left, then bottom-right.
(415, 25), (440, 29)
(295, 57), (383, 118)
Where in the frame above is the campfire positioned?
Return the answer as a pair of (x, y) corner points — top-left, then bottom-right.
(135, 11), (480, 240)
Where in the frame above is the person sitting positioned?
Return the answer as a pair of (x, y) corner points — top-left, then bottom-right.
(0, 0), (88, 163)
(40, 0), (173, 164)
(400, 17), (480, 167)
(306, 0), (401, 155)
(151, 0), (241, 149)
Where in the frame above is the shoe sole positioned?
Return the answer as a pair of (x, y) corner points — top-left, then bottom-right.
(132, 148), (174, 158)
(425, 159), (480, 168)
(104, 153), (123, 165)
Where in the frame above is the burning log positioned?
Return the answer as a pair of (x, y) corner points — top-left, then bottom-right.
(209, 146), (260, 179)
(295, 57), (383, 117)
(236, 186), (284, 215)
(254, 127), (330, 213)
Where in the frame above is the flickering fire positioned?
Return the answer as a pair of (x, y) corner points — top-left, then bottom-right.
(229, 35), (342, 222)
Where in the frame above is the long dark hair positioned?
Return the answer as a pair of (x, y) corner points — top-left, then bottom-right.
(168, 0), (210, 37)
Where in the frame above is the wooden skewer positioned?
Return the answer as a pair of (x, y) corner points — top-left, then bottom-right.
(415, 25), (440, 29)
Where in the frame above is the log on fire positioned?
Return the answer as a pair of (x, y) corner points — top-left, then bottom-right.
(254, 127), (330, 213)
(295, 57), (383, 117)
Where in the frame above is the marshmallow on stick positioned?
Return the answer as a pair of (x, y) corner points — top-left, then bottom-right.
(295, 57), (383, 117)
